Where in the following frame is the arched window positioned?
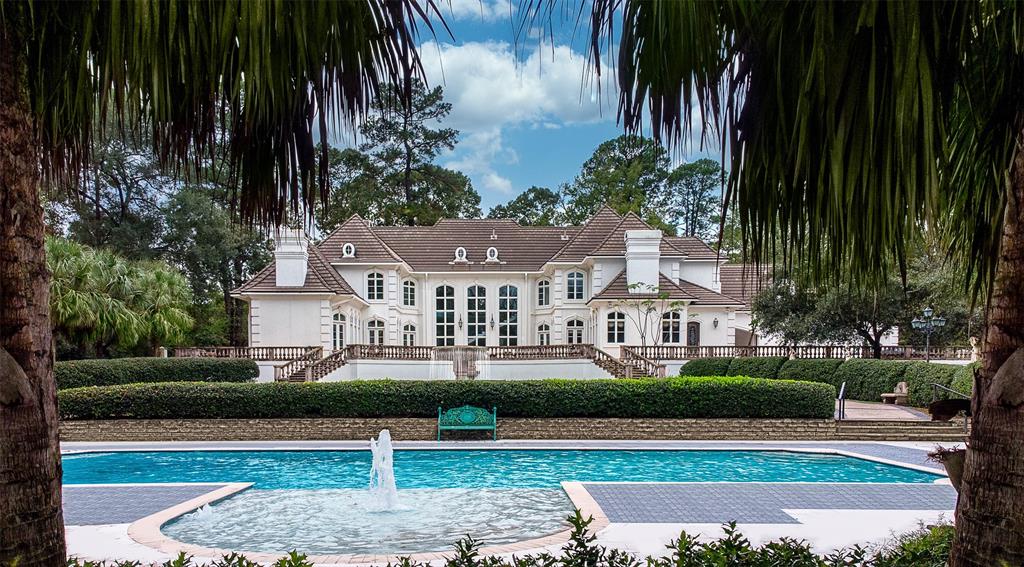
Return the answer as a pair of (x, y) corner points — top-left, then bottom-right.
(402, 323), (416, 346)
(467, 285), (487, 347)
(537, 323), (550, 346)
(537, 279), (551, 307)
(342, 242), (356, 257)
(565, 319), (584, 344)
(367, 272), (384, 300)
(332, 312), (346, 350)
(402, 280), (416, 307)
(453, 247), (467, 262)
(435, 285), (455, 346)
(607, 312), (626, 344)
(687, 321), (701, 346)
(567, 271), (585, 300)
(367, 319), (385, 345)
(662, 312), (682, 344)
(499, 285), (518, 346)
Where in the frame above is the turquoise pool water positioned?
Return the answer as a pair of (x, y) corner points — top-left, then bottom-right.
(62, 449), (940, 487)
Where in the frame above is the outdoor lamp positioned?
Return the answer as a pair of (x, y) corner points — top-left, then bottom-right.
(458, 315), (463, 329)
(934, 317), (947, 328)
(489, 316), (495, 329)
(924, 306), (934, 318)
(713, 318), (719, 328)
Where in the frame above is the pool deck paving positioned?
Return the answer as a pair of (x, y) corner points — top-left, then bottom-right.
(61, 440), (959, 565)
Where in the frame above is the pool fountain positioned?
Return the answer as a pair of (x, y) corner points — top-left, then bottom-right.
(369, 429), (400, 510)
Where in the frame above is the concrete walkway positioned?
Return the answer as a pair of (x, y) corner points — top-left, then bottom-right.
(836, 400), (929, 421)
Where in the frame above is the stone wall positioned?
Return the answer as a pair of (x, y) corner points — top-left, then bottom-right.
(60, 417), (838, 442)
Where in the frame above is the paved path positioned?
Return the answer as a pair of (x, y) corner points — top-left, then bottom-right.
(584, 483), (956, 523)
(63, 484), (227, 525)
(836, 400), (929, 421)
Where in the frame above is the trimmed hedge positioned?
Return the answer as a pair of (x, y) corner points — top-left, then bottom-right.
(778, 358), (844, 390)
(726, 356), (787, 379)
(58, 377), (837, 420)
(832, 359), (910, 402)
(902, 361), (960, 407)
(679, 357), (732, 376)
(950, 363), (977, 397)
(55, 357), (259, 389)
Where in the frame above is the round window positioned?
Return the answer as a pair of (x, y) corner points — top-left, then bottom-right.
(342, 242), (356, 257)
(486, 247), (499, 261)
(454, 247), (467, 261)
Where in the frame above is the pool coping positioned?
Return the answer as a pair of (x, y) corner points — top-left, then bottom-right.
(70, 442), (948, 565)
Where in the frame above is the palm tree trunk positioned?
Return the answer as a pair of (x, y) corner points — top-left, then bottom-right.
(0, 23), (67, 567)
(950, 119), (1024, 566)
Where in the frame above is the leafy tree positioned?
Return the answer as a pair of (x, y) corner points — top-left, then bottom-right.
(610, 283), (687, 347)
(749, 280), (821, 347)
(563, 135), (673, 231)
(812, 283), (908, 359)
(487, 186), (565, 226)
(47, 237), (193, 358)
(164, 188), (271, 347)
(0, 1), (433, 561)
(578, 2), (1024, 561)
(666, 159), (722, 239)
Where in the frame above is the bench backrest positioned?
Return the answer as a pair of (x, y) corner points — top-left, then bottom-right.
(438, 405), (495, 426)
(894, 381), (909, 395)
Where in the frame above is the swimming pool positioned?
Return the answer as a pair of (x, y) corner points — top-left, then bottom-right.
(63, 449), (941, 555)
(63, 449), (940, 487)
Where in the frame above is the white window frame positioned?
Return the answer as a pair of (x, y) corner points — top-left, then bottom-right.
(402, 323), (416, 346)
(342, 242), (356, 257)
(366, 272), (385, 301)
(499, 284), (519, 346)
(367, 319), (385, 345)
(565, 318), (584, 344)
(435, 285), (456, 346)
(467, 285), (487, 347)
(662, 311), (682, 344)
(607, 312), (626, 344)
(537, 279), (550, 307)
(332, 312), (346, 350)
(567, 271), (585, 300)
(402, 279), (416, 307)
(537, 323), (550, 346)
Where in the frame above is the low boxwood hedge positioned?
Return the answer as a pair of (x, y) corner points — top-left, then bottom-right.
(833, 359), (910, 402)
(55, 357), (259, 389)
(777, 358), (844, 390)
(726, 356), (787, 379)
(902, 361), (961, 407)
(58, 377), (836, 420)
(679, 357), (732, 376)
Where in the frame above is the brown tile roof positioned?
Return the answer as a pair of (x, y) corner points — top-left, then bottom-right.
(676, 278), (746, 306)
(371, 220), (580, 272)
(319, 215), (402, 263)
(665, 236), (720, 259)
(590, 212), (688, 257)
(590, 271), (698, 302)
(550, 205), (622, 262)
(233, 246), (358, 296)
(719, 263), (769, 307)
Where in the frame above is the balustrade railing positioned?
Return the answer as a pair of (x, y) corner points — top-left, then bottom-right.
(628, 344), (973, 362)
(306, 351), (348, 381)
(172, 346), (315, 360)
(273, 346), (324, 381)
(619, 346), (668, 378)
(487, 344), (591, 360)
(344, 344), (435, 360)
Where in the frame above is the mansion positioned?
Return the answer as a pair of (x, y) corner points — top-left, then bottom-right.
(233, 206), (764, 372)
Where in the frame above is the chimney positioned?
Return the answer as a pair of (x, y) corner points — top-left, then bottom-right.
(624, 229), (661, 291)
(274, 228), (309, 287)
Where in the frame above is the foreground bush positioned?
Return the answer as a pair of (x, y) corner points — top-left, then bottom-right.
(55, 357), (258, 389)
(65, 512), (954, 567)
(58, 376), (836, 420)
(726, 356), (787, 379)
(679, 357), (732, 376)
(902, 361), (960, 407)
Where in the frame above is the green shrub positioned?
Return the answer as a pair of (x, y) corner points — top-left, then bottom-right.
(55, 357), (258, 389)
(679, 357), (732, 376)
(950, 362), (977, 397)
(902, 362), (961, 407)
(58, 377), (836, 420)
(726, 356), (787, 379)
(778, 358), (844, 390)
(833, 359), (910, 401)
(872, 524), (955, 567)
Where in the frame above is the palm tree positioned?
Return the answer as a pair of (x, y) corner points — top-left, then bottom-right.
(573, 1), (1022, 564)
(0, 2), (438, 564)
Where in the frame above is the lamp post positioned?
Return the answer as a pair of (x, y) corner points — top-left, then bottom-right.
(910, 307), (947, 361)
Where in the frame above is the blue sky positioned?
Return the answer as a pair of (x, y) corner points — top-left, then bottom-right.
(367, 0), (717, 212)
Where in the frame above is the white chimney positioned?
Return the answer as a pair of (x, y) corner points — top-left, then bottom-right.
(625, 229), (661, 292)
(274, 228), (309, 287)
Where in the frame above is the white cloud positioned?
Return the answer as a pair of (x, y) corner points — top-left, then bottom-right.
(445, 0), (513, 22)
(420, 40), (616, 197)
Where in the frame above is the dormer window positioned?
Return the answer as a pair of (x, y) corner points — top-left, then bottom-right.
(342, 242), (356, 258)
(485, 247), (499, 262)
(453, 247), (468, 262)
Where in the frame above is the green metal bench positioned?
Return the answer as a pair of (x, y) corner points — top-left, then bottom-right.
(437, 405), (497, 441)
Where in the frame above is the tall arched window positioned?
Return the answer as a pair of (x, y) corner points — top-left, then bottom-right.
(402, 280), (416, 306)
(537, 279), (551, 307)
(367, 319), (385, 345)
(435, 285), (455, 346)
(567, 271), (585, 300)
(367, 272), (384, 300)
(687, 321), (701, 346)
(607, 312), (625, 343)
(662, 312), (682, 344)
(467, 285), (487, 346)
(332, 312), (346, 350)
(402, 323), (416, 346)
(537, 323), (550, 346)
(499, 285), (519, 346)
(565, 319), (584, 344)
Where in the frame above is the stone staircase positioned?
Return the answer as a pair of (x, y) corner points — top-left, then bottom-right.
(835, 419), (969, 441)
(273, 347), (346, 382)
